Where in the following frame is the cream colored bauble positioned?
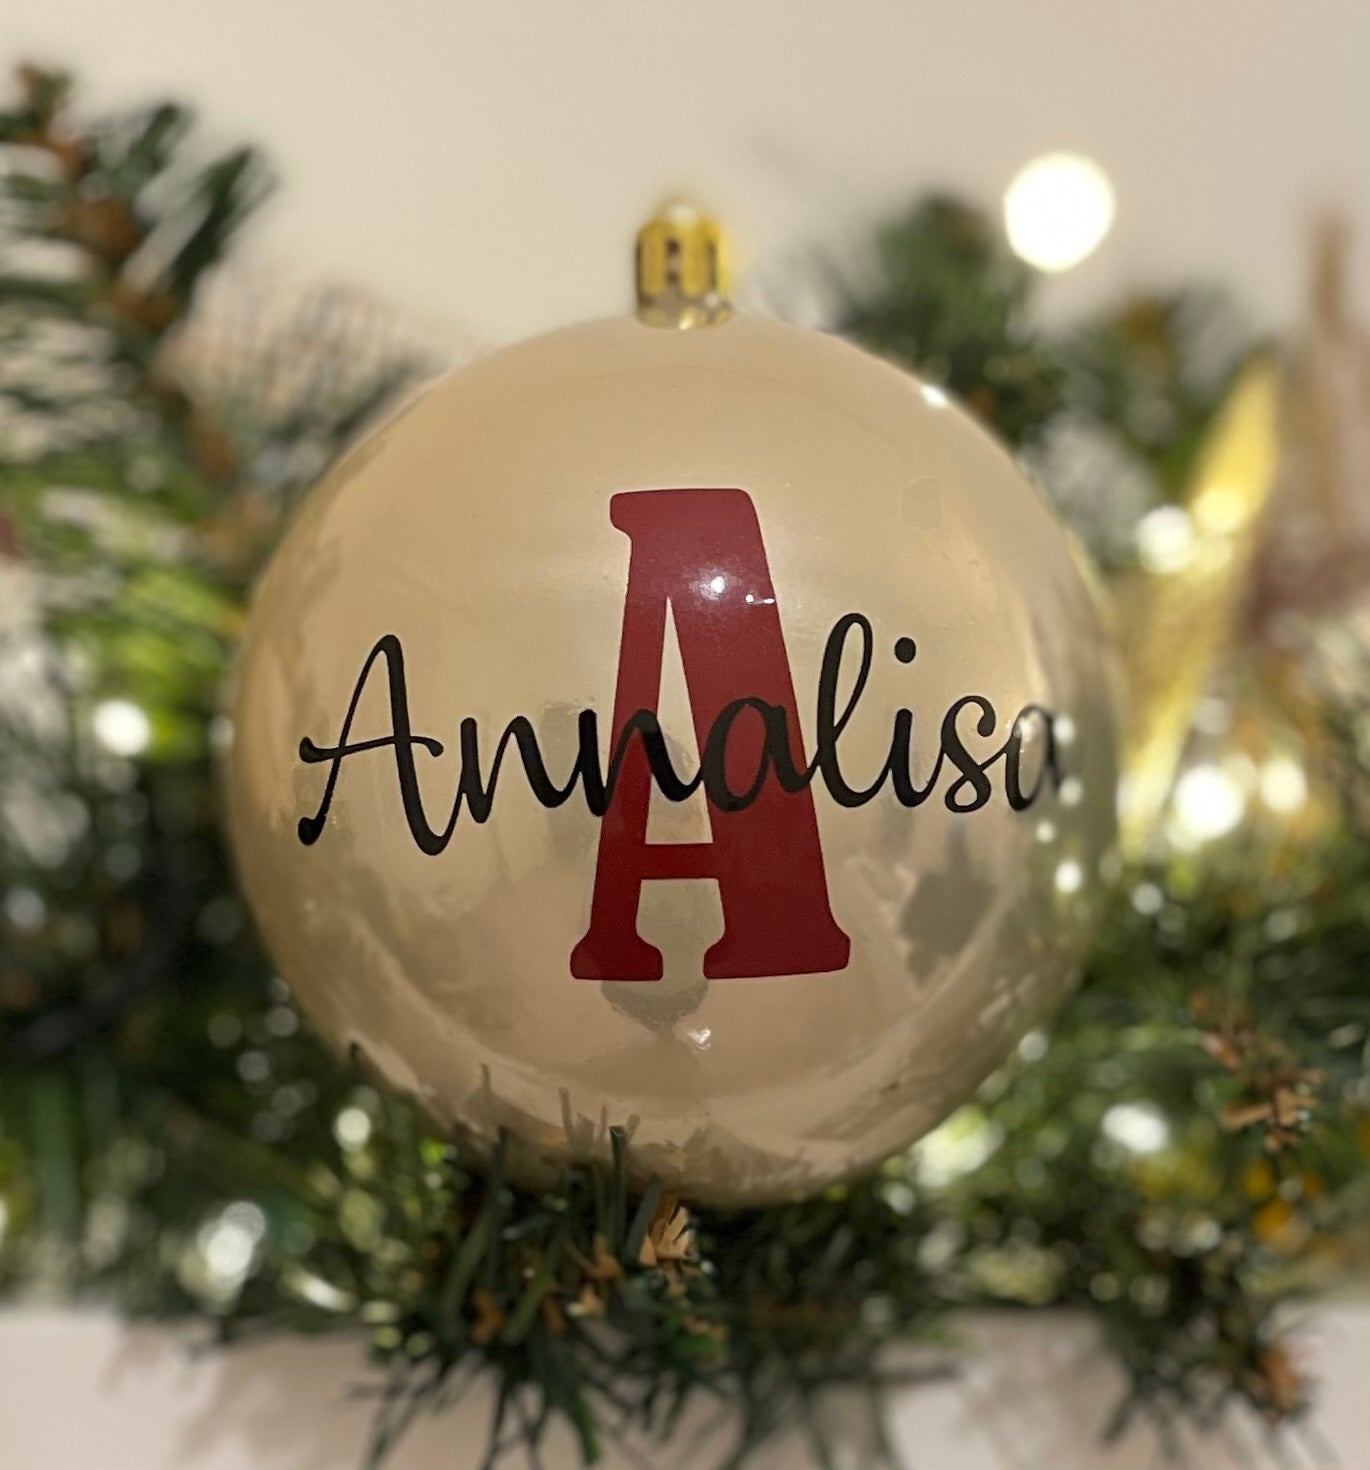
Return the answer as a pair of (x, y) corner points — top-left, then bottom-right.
(228, 259), (1117, 1206)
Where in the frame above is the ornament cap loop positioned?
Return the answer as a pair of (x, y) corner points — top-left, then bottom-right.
(635, 201), (731, 329)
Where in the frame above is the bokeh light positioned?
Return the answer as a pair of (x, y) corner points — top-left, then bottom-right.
(1004, 152), (1116, 273)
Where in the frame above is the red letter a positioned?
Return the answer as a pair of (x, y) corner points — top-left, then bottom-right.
(570, 488), (851, 981)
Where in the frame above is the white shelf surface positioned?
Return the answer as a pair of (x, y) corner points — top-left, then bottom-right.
(1, 1303), (1365, 1468)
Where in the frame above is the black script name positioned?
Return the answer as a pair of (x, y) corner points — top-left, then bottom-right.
(296, 613), (1064, 853)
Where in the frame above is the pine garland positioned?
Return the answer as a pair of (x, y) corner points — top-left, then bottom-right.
(1, 69), (1367, 1469)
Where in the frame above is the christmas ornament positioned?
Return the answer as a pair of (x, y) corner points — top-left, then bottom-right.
(227, 205), (1118, 1206)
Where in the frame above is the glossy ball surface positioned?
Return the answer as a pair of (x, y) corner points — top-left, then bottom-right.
(228, 313), (1116, 1205)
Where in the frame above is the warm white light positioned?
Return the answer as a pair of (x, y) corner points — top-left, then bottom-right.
(1004, 153), (1116, 273)
(1136, 506), (1196, 575)
(1054, 859), (1085, 895)
(1102, 1102), (1169, 1155)
(289, 1271), (355, 1312)
(1172, 763), (1245, 843)
(914, 1108), (1004, 1187)
(333, 1106), (373, 1151)
(921, 383), (949, 409)
(92, 698), (151, 756)
(1260, 755), (1308, 815)
(198, 1201), (266, 1287)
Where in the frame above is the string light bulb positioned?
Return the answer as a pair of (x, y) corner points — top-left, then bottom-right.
(1004, 153), (1116, 273)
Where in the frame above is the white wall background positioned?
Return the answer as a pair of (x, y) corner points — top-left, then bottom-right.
(3, 1), (1368, 347)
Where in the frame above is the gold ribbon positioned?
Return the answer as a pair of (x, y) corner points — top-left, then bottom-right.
(1115, 355), (1282, 852)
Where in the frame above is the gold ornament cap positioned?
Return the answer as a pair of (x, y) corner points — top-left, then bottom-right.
(635, 201), (731, 329)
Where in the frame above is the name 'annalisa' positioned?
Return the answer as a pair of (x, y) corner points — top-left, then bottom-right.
(295, 612), (1065, 854)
